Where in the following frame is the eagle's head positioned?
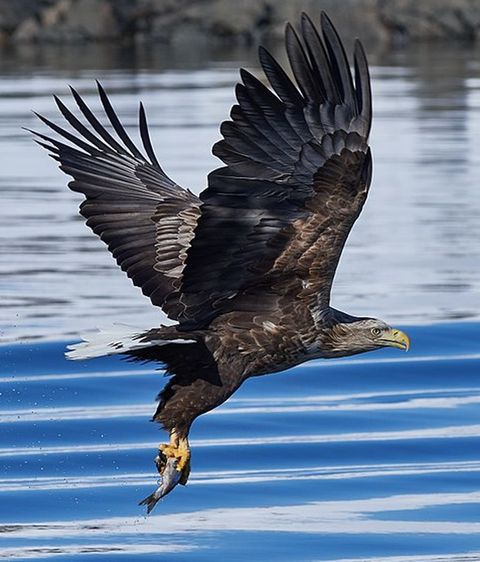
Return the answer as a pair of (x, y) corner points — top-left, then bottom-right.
(317, 309), (410, 358)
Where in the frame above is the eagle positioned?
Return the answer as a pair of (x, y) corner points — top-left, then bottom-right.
(32, 12), (410, 513)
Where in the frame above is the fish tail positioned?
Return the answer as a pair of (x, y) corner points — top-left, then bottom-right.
(138, 493), (159, 514)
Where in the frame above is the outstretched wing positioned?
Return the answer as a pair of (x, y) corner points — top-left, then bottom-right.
(32, 83), (201, 320)
(179, 12), (372, 329)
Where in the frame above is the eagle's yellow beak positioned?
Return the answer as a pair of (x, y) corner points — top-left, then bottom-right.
(382, 328), (410, 351)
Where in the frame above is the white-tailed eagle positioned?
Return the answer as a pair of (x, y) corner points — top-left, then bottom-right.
(32, 12), (410, 512)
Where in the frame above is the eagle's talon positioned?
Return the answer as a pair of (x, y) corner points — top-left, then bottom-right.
(154, 450), (168, 474)
(159, 443), (179, 458)
(179, 461), (190, 485)
(157, 441), (190, 471)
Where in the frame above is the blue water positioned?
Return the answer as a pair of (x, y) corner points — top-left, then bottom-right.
(1, 322), (480, 560)
(1, 37), (480, 561)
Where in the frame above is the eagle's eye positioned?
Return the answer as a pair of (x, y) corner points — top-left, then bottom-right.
(371, 327), (381, 336)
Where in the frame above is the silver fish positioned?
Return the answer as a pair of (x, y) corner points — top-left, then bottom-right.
(139, 455), (182, 514)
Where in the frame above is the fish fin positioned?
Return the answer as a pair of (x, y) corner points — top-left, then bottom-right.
(138, 493), (159, 515)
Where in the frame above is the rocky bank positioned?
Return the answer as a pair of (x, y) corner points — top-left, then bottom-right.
(1, 0), (480, 45)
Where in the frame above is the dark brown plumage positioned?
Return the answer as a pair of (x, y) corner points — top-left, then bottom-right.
(32, 12), (409, 513)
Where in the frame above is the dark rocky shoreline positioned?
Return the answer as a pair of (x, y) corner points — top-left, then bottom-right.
(1, 0), (479, 46)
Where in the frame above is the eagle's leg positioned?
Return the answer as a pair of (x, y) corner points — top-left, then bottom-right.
(139, 344), (240, 512)
(157, 429), (191, 485)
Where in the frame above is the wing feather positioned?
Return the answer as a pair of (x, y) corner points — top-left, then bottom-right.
(285, 23), (321, 102)
(139, 102), (162, 169)
(96, 81), (145, 161)
(258, 46), (304, 107)
(320, 12), (357, 110)
(300, 13), (338, 103)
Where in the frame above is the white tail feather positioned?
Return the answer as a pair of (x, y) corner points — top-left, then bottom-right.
(66, 325), (194, 361)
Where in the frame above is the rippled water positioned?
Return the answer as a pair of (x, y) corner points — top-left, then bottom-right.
(3, 324), (480, 561)
(1, 41), (480, 560)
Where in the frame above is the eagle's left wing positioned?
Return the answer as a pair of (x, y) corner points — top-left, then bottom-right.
(31, 83), (201, 320)
(179, 13), (372, 329)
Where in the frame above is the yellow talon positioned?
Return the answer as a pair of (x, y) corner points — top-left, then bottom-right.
(176, 449), (189, 470)
(159, 443), (180, 458)
(158, 432), (191, 483)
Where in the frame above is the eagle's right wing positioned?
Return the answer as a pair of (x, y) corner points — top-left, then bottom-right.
(32, 83), (201, 321)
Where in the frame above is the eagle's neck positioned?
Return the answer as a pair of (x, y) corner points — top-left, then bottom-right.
(305, 306), (363, 359)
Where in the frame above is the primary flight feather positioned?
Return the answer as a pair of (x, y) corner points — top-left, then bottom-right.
(32, 12), (410, 513)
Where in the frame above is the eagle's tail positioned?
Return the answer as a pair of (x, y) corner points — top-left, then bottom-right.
(65, 325), (196, 361)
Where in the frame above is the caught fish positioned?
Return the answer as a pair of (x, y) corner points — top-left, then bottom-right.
(139, 455), (182, 514)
